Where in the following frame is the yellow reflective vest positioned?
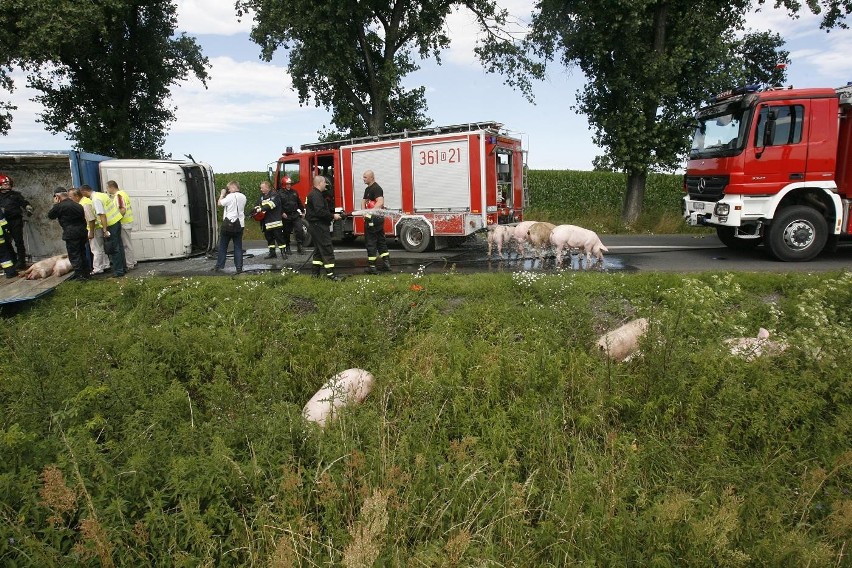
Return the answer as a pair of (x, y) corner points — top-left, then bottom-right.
(92, 191), (123, 228)
(116, 189), (134, 224)
(79, 196), (98, 228)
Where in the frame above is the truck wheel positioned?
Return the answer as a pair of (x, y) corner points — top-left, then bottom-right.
(398, 220), (431, 253)
(764, 205), (827, 262)
(716, 226), (760, 250)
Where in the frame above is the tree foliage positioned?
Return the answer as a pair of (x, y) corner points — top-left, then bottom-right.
(0, 0), (208, 158)
(236, 0), (543, 138)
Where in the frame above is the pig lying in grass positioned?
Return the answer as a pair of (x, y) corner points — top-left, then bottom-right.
(550, 224), (609, 266)
(512, 221), (537, 257)
(725, 328), (788, 361)
(595, 318), (649, 362)
(486, 224), (514, 258)
(303, 368), (375, 428)
(526, 222), (556, 262)
(19, 255), (68, 280)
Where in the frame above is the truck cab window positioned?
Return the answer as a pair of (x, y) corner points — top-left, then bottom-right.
(690, 107), (746, 157)
(754, 105), (804, 146)
(278, 161), (300, 185)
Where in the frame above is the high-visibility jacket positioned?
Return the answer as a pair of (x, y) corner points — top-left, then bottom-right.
(116, 190), (134, 224)
(80, 196), (98, 228)
(259, 192), (283, 230)
(0, 219), (13, 272)
(92, 191), (123, 228)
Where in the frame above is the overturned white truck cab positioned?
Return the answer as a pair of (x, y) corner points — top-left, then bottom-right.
(0, 150), (218, 262)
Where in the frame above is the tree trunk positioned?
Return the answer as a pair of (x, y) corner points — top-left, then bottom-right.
(621, 170), (647, 226)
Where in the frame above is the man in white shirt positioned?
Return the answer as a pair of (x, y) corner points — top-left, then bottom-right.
(214, 181), (247, 273)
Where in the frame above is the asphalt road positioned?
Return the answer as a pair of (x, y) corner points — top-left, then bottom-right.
(134, 233), (852, 277)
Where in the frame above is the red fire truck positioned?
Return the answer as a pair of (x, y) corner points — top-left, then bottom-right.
(683, 83), (852, 261)
(269, 121), (527, 252)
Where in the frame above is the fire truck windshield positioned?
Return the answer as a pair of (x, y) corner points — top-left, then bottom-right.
(689, 105), (749, 158)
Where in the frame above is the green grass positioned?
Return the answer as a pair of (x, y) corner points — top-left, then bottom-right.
(1, 270), (850, 565)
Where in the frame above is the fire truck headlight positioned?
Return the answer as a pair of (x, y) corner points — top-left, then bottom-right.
(714, 203), (730, 216)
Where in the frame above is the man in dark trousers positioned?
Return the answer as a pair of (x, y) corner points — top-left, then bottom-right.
(254, 181), (288, 259)
(0, 174), (33, 269)
(279, 176), (305, 255)
(47, 187), (90, 280)
(305, 175), (342, 280)
(361, 169), (390, 274)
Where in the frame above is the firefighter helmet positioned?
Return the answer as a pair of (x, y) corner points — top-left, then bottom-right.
(282, 176), (292, 185)
(251, 209), (266, 222)
(0, 174), (11, 187)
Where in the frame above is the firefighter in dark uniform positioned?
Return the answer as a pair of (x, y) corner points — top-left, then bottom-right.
(254, 181), (288, 259)
(305, 175), (342, 280)
(279, 176), (305, 255)
(0, 209), (17, 278)
(361, 170), (391, 274)
(253, 183), (275, 253)
(0, 174), (33, 269)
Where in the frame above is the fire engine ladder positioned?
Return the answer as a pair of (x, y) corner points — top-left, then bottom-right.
(300, 121), (505, 151)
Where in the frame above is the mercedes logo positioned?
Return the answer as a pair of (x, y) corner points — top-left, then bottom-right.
(697, 178), (706, 193)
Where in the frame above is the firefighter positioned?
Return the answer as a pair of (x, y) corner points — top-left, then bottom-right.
(0, 209), (17, 278)
(279, 176), (305, 255)
(305, 175), (342, 280)
(252, 183), (273, 251)
(254, 181), (288, 259)
(0, 174), (34, 269)
(361, 170), (390, 274)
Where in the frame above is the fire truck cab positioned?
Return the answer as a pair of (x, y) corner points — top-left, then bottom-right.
(684, 83), (852, 261)
(269, 121), (527, 252)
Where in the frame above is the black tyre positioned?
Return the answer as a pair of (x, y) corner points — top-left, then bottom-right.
(764, 205), (827, 262)
(716, 226), (760, 250)
(398, 220), (431, 253)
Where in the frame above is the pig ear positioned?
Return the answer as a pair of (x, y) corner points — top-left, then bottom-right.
(757, 328), (770, 339)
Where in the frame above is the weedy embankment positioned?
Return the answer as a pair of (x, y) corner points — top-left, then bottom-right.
(1, 271), (850, 565)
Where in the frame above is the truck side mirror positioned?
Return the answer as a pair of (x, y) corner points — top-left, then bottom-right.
(763, 110), (777, 147)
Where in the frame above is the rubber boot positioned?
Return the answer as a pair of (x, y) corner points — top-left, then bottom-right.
(297, 243), (305, 254)
(279, 247), (289, 259)
(311, 263), (322, 278)
(265, 248), (276, 259)
(379, 257), (391, 272)
(326, 272), (344, 281)
(364, 263), (378, 275)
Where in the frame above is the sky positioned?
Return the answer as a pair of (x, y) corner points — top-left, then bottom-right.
(2, 1), (852, 174)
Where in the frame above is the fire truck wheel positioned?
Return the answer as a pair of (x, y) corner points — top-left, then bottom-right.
(764, 205), (827, 262)
(716, 226), (760, 250)
(398, 220), (431, 253)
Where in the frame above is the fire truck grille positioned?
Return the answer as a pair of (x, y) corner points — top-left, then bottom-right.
(685, 175), (728, 202)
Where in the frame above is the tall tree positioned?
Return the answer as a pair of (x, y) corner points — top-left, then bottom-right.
(236, 0), (543, 138)
(1, 0), (209, 158)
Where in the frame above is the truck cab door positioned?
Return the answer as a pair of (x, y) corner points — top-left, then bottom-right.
(742, 102), (807, 193)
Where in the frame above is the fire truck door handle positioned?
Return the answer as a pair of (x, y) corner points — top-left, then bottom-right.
(789, 173), (804, 181)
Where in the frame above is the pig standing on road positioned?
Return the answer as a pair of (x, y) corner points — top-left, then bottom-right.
(526, 222), (556, 263)
(486, 224), (514, 258)
(550, 224), (609, 266)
